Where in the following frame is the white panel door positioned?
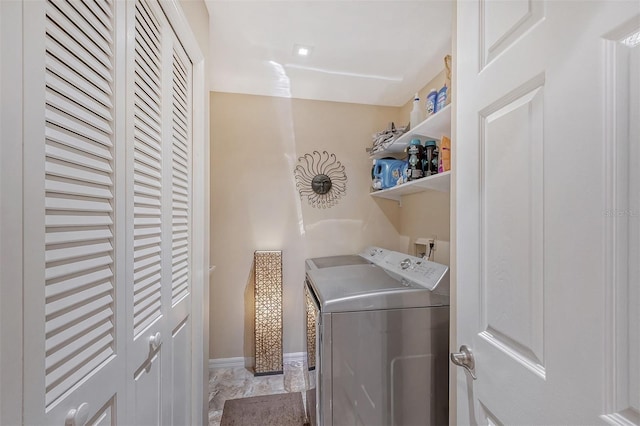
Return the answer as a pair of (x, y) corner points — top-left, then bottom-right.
(455, 0), (640, 423)
(22, 0), (126, 424)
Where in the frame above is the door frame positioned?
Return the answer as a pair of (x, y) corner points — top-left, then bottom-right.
(449, 1), (458, 423)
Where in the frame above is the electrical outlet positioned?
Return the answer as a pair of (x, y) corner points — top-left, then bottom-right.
(428, 237), (437, 251)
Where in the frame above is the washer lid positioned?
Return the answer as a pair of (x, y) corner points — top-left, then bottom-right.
(306, 263), (449, 312)
(305, 255), (370, 270)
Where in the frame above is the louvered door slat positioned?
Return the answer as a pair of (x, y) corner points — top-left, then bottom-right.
(134, 128), (162, 157)
(46, 212), (113, 228)
(46, 5), (112, 67)
(45, 335), (113, 400)
(46, 227), (113, 245)
(135, 244), (161, 259)
(134, 46), (161, 85)
(45, 267), (113, 298)
(133, 161), (161, 182)
(46, 178), (113, 200)
(43, 0), (116, 409)
(134, 102), (161, 135)
(172, 193), (188, 205)
(133, 267), (162, 292)
(172, 136), (188, 162)
(49, 0), (113, 53)
(133, 79), (161, 116)
(172, 118), (188, 143)
(45, 24), (112, 84)
(135, 183), (162, 199)
(134, 22), (160, 65)
(170, 48), (191, 306)
(173, 110), (188, 134)
(46, 159), (113, 186)
(172, 92), (187, 116)
(46, 195), (112, 213)
(44, 28), (112, 94)
(47, 90), (112, 134)
(46, 56), (113, 109)
(132, 0), (163, 337)
(133, 144), (162, 170)
(135, 2), (160, 52)
(172, 165), (188, 181)
(46, 108), (112, 146)
(45, 254), (113, 282)
(82, 0), (114, 25)
(173, 94), (187, 115)
(46, 73), (112, 121)
(46, 240), (113, 263)
(46, 326), (113, 384)
(46, 305), (113, 352)
(46, 143), (113, 173)
(46, 126), (113, 160)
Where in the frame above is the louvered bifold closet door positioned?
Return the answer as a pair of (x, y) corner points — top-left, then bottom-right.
(164, 38), (194, 426)
(131, 0), (163, 339)
(23, 0), (126, 424)
(126, 1), (168, 424)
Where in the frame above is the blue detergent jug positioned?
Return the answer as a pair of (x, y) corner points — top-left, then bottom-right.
(372, 159), (407, 190)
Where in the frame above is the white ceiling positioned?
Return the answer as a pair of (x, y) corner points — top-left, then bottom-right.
(205, 1), (453, 107)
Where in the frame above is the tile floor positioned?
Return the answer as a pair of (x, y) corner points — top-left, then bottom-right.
(208, 360), (308, 426)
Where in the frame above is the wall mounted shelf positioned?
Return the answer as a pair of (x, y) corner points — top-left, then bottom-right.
(370, 104), (451, 159)
(369, 171), (451, 202)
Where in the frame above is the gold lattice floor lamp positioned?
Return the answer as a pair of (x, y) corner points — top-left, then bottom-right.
(254, 250), (283, 376)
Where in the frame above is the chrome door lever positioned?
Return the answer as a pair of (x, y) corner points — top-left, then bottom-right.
(450, 345), (477, 380)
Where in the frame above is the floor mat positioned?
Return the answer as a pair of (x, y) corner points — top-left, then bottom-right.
(220, 392), (307, 426)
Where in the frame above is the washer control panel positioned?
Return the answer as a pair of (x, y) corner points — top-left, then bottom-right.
(359, 246), (448, 291)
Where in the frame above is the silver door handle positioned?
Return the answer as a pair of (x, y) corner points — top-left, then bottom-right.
(450, 345), (477, 380)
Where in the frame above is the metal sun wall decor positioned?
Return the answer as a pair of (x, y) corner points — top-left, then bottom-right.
(294, 151), (347, 209)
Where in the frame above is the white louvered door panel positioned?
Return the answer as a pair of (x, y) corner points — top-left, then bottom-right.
(23, 0), (126, 424)
(131, 0), (163, 339)
(164, 38), (193, 426)
(126, 1), (169, 424)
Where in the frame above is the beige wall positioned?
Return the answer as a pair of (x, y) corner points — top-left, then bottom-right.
(209, 92), (408, 358)
(399, 69), (449, 128)
(209, 86), (453, 359)
(397, 67), (452, 265)
(209, 57), (454, 359)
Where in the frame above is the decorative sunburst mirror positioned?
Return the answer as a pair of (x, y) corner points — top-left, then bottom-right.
(294, 151), (347, 209)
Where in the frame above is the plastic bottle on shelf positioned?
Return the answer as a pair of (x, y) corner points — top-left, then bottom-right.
(406, 138), (425, 181)
(425, 89), (438, 117)
(410, 93), (424, 130)
(436, 85), (448, 112)
(423, 140), (438, 176)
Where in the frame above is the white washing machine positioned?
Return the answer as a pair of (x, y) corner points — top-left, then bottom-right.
(304, 247), (450, 426)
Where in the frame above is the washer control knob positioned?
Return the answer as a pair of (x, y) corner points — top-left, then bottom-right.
(400, 258), (412, 270)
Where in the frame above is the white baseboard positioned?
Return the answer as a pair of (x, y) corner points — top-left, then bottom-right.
(209, 352), (306, 370)
(283, 352), (305, 363)
(208, 356), (252, 369)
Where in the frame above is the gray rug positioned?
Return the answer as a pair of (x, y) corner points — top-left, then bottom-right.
(220, 392), (307, 426)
